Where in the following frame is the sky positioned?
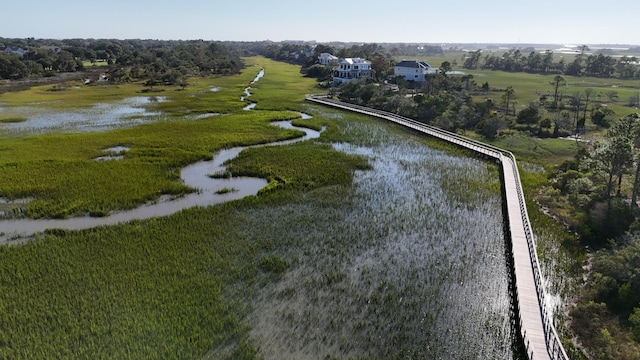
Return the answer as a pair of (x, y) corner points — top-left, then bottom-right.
(2, 0), (638, 46)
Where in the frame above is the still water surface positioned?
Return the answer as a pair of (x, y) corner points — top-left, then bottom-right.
(244, 118), (513, 359)
(0, 96), (166, 135)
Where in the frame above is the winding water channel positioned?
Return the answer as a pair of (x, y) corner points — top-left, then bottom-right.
(0, 68), (320, 245)
(0, 121), (319, 245)
(0, 68), (517, 358)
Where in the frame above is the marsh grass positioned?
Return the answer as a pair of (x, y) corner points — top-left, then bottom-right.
(236, 119), (513, 359)
(0, 87), (304, 218)
(215, 187), (237, 194)
(1, 56), (517, 359)
(0, 82), (148, 109)
(226, 141), (371, 192)
(485, 132), (582, 163)
(0, 110), (373, 358)
(0, 117), (26, 123)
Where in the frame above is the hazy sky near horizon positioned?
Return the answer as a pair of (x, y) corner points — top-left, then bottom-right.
(2, 0), (638, 45)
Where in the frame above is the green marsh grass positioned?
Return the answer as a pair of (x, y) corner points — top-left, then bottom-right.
(0, 67), (306, 218)
(215, 187), (237, 194)
(0, 56), (522, 359)
(0, 117), (26, 123)
(485, 132), (582, 163)
(0, 82), (148, 109)
(240, 118), (513, 359)
(243, 57), (319, 111)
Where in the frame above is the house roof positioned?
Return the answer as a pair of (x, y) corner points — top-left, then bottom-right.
(342, 57), (371, 65)
(395, 60), (431, 68)
(319, 53), (338, 59)
(3, 47), (25, 55)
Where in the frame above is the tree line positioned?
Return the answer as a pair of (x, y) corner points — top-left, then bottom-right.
(0, 38), (242, 83)
(552, 114), (640, 359)
(463, 47), (640, 79)
(1, 38), (443, 87)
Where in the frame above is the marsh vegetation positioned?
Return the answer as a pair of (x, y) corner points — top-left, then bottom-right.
(241, 117), (513, 359)
(0, 56), (520, 359)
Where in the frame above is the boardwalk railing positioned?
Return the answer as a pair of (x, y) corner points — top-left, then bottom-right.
(306, 94), (569, 360)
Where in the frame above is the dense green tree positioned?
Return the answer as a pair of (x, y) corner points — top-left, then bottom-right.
(462, 50), (482, 69)
(541, 50), (554, 73)
(553, 111), (573, 137)
(477, 116), (506, 139)
(526, 51), (542, 72)
(439, 61), (451, 76)
(460, 74), (474, 90)
(370, 53), (393, 82)
(591, 104), (615, 128)
(610, 114), (640, 206)
(617, 56), (638, 79)
(516, 103), (542, 126)
(592, 135), (634, 200)
(586, 54), (617, 77)
(0, 53), (28, 79)
(630, 308), (640, 341)
(304, 64), (332, 81)
(0, 38), (242, 81)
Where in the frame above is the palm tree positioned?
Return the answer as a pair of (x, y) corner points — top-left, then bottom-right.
(502, 86), (515, 115)
(461, 74), (474, 91)
(550, 75), (567, 109)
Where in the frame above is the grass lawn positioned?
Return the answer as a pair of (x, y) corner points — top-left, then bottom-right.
(408, 53), (640, 118)
(82, 60), (109, 67)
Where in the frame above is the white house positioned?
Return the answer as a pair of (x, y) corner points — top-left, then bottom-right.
(318, 53), (339, 66)
(333, 58), (372, 84)
(394, 60), (436, 83)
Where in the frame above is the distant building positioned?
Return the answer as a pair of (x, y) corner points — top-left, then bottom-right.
(394, 60), (436, 83)
(318, 53), (339, 66)
(3, 47), (26, 56)
(333, 58), (372, 84)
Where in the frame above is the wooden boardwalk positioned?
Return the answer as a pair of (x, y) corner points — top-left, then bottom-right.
(306, 95), (569, 360)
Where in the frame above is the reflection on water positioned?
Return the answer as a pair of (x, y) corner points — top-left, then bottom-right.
(241, 68), (264, 103)
(0, 119), (320, 245)
(93, 146), (130, 161)
(0, 97), (166, 136)
(251, 69), (265, 84)
(247, 120), (512, 358)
